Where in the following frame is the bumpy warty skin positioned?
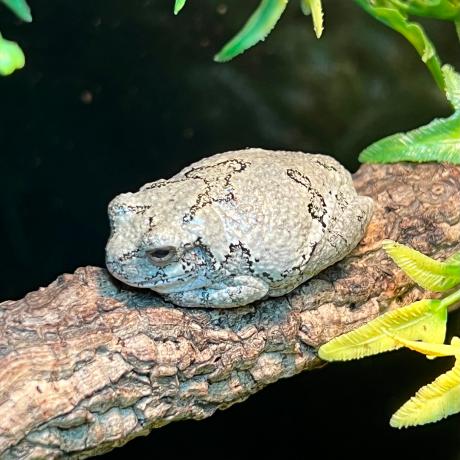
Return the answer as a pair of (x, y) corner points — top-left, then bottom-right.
(106, 148), (374, 308)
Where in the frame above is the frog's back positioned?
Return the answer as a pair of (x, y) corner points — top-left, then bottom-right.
(175, 148), (372, 295)
(176, 148), (351, 218)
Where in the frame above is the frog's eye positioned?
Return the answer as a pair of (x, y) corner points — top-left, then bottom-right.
(146, 246), (177, 266)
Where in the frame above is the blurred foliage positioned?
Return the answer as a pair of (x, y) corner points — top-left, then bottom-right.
(0, 0), (30, 75)
(1, 0), (31, 22)
(0, 32), (24, 75)
(355, 0), (444, 90)
(214, 0), (289, 63)
(300, 0), (324, 38)
(175, 0), (460, 163)
(175, 0), (459, 91)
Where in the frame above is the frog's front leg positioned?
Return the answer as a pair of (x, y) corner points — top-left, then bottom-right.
(164, 276), (269, 308)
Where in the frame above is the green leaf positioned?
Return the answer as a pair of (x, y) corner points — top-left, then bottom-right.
(388, 0), (460, 20)
(354, 0), (444, 91)
(0, 0), (32, 22)
(300, 0), (324, 38)
(383, 240), (460, 292)
(0, 34), (25, 76)
(174, 0), (186, 15)
(318, 299), (447, 361)
(358, 113), (460, 163)
(214, 0), (288, 63)
(390, 337), (460, 428)
(447, 252), (460, 265)
(443, 64), (460, 109)
(359, 65), (460, 164)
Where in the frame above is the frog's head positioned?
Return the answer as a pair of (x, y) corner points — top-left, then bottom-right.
(105, 180), (221, 294)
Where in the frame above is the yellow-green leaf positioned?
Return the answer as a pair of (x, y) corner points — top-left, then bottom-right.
(318, 299), (447, 361)
(300, 0), (324, 38)
(391, 339), (460, 428)
(447, 252), (460, 265)
(383, 240), (460, 292)
(388, 334), (460, 359)
(0, 35), (25, 76)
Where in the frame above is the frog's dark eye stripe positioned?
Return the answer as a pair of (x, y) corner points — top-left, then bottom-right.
(146, 246), (176, 266)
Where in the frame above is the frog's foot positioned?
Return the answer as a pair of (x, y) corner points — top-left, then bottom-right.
(164, 276), (270, 308)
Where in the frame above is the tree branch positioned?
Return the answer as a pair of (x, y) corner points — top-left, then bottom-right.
(1, 163), (459, 459)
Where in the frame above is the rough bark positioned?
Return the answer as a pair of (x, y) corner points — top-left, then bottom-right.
(1, 163), (459, 459)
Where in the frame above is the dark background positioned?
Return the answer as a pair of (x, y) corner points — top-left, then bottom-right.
(1, 1), (460, 458)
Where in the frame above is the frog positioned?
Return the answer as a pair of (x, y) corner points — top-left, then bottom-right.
(105, 148), (373, 308)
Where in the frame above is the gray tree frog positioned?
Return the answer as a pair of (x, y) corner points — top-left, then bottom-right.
(106, 148), (373, 308)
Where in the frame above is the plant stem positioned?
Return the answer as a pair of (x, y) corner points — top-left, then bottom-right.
(441, 288), (460, 312)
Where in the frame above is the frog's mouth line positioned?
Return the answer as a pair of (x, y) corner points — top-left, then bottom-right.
(107, 260), (203, 292)
(107, 270), (184, 289)
(134, 274), (204, 293)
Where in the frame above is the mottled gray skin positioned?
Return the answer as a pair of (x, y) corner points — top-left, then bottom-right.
(106, 148), (373, 308)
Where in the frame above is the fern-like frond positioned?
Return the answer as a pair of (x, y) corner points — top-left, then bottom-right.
(383, 240), (460, 292)
(391, 341), (460, 428)
(214, 0), (288, 63)
(318, 299), (447, 361)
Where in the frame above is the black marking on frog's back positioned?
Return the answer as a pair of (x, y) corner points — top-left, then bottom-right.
(141, 178), (188, 191)
(310, 158), (339, 172)
(280, 242), (318, 280)
(222, 240), (256, 274)
(140, 159), (250, 224)
(286, 169), (327, 228)
(335, 191), (350, 212)
(125, 204), (152, 214)
(182, 159), (250, 223)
